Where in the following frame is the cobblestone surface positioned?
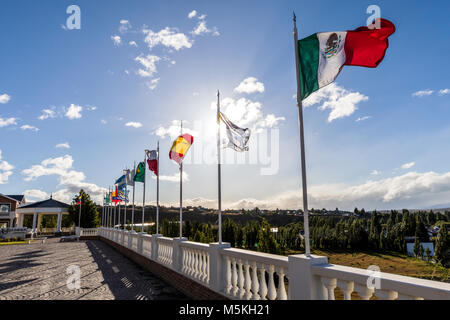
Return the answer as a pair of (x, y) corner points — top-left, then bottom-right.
(0, 238), (187, 300)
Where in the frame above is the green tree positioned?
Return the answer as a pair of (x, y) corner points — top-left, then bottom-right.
(434, 225), (448, 266)
(413, 237), (421, 258)
(257, 219), (280, 254)
(68, 190), (100, 228)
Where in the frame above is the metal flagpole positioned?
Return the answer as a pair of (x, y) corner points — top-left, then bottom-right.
(156, 141), (160, 235)
(124, 171), (128, 230)
(78, 194), (82, 227)
(293, 12), (311, 257)
(217, 91), (223, 244)
(132, 161), (136, 232)
(102, 193), (105, 227)
(179, 121), (183, 238)
(142, 152), (146, 233)
(118, 197), (121, 229)
(114, 191), (117, 229)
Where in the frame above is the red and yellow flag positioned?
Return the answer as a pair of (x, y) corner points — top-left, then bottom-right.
(169, 134), (194, 165)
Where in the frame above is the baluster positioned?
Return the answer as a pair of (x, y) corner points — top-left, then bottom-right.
(321, 277), (337, 300)
(195, 250), (201, 279)
(259, 264), (268, 300)
(355, 283), (374, 300)
(277, 267), (288, 300)
(267, 265), (276, 300)
(232, 258), (238, 296)
(375, 289), (398, 300)
(206, 253), (210, 284)
(251, 262), (260, 300)
(202, 252), (208, 282)
(238, 259), (245, 298)
(337, 280), (354, 300)
(197, 251), (203, 280)
(189, 250), (194, 276)
(225, 256), (232, 294)
(244, 260), (252, 300)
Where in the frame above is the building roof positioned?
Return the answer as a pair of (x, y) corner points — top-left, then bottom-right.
(6, 195), (25, 203)
(19, 197), (70, 209)
(0, 193), (23, 203)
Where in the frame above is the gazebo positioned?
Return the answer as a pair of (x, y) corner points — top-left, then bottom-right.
(16, 196), (70, 234)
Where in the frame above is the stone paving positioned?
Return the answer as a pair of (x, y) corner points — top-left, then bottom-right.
(0, 238), (187, 300)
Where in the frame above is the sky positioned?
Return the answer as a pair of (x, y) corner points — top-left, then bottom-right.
(1, 0), (450, 211)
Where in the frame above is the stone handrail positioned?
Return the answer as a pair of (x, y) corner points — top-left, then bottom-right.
(311, 263), (450, 300)
(95, 228), (450, 300)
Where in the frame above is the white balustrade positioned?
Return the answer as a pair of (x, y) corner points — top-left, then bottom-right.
(156, 237), (173, 267)
(179, 241), (210, 285)
(221, 248), (289, 300)
(93, 228), (450, 301)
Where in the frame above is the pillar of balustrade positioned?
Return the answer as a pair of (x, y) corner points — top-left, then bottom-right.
(288, 254), (328, 300)
(208, 242), (231, 293)
(150, 234), (162, 261)
(172, 237), (187, 271)
(137, 232), (146, 254)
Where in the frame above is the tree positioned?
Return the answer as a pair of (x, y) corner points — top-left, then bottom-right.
(425, 247), (432, 262)
(223, 218), (236, 246)
(257, 219), (280, 254)
(68, 189), (100, 228)
(434, 225), (449, 266)
(413, 237), (421, 258)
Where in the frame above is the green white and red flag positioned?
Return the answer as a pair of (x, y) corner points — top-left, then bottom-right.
(297, 18), (395, 100)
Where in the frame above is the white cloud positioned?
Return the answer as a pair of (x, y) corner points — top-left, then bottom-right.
(24, 189), (48, 201)
(211, 96), (284, 131)
(356, 116), (372, 122)
(143, 27), (193, 51)
(125, 122), (143, 128)
(412, 89), (434, 97)
(303, 83), (369, 122)
(38, 109), (56, 120)
(101, 119), (107, 124)
(0, 93), (11, 104)
(20, 125), (39, 132)
(152, 171), (189, 183)
(401, 162), (415, 170)
(176, 170), (450, 210)
(154, 120), (198, 139)
(0, 117), (17, 127)
(21, 155), (106, 203)
(129, 41), (138, 47)
(192, 21), (210, 36)
(146, 78), (160, 90)
(198, 14), (206, 20)
(119, 20), (131, 33)
(370, 170), (380, 175)
(55, 142), (70, 149)
(0, 149), (14, 184)
(234, 77), (265, 94)
(135, 54), (161, 78)
(188, 10), (197, 19)
(65, 104), (83, 120)
(87, 106), (97, 111)
(111, 35), (122, 46)
(439, 89), (450, 95)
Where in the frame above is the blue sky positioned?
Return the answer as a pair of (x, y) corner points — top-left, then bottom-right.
(1, 0), (449, 210)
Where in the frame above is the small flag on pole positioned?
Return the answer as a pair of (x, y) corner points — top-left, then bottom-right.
(145, 150), (158, 176)
(134, 162), (146, 183)
(169, 134), (194, 165)
(125, 169), (134, 186)
(76, 196), (81, 205)
(219, 112), (251, 152)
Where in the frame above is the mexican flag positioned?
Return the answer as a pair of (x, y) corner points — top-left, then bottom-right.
(298, 19), (395, 100)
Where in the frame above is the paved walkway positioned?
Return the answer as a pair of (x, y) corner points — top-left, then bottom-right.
(0, 238), (187, 300)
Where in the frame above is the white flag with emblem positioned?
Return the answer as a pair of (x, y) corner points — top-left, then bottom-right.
(219, 112), (250, 152)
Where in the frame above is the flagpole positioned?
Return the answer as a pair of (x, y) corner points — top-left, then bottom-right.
(114, 191), (117, 229)
(102, 193), (105, 227)
(142, 152), (146, 233)
(124, 170), (128, 230)
(156, 141), (160, 235)
(293, 12), (311, 257)
(118, 198), (121, 229)
(179, 120), (183, 238)
(78, 194), (82, 228)
(217, 90), (223, 244)
(132, 161), (136, 232)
